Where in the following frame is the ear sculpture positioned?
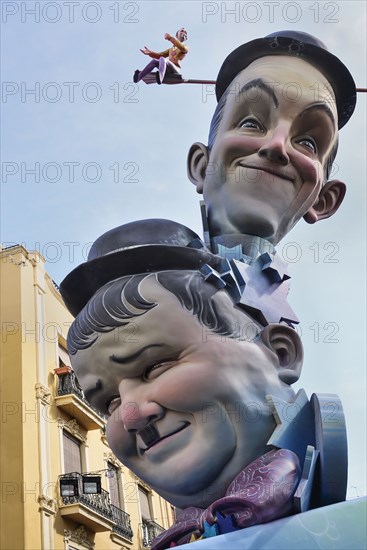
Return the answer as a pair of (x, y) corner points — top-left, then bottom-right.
(303, 180), (346, 224)
(260, 324), (303, 384)
(187, 142), (209, 193)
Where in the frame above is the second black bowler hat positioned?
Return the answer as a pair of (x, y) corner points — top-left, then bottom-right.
(216, 30), (356, 129)
(60, 219), (222, 317)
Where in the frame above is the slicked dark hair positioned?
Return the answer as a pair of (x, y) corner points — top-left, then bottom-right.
(67, 271), (261, 355)
(207, 86), (339, 181)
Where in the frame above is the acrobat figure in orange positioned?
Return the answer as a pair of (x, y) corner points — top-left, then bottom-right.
(133, 28), (188, 84)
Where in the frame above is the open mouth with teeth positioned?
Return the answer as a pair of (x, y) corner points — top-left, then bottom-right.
(140, 422), (190, 452)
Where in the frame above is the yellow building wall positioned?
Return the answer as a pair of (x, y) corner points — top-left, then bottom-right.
(1, 246), (175, 550)
(1, 248), (25, 550)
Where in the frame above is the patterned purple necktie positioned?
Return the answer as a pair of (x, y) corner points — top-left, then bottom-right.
(151, 448), (301, 549)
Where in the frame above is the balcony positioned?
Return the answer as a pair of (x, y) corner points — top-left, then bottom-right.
(54, 366), (105, 430)
(59, 472), (133, 539)
(141, 519), (165, 548)
(111, 503), (134, 541)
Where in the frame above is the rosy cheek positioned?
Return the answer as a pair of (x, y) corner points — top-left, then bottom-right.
(106, 416), (119, 442)
(228, 135), (264, 157)
(151, 366), (217, 410)
(211, 133), (264, 164)
(106, 415), (127, 448)
(292, 151), (322, 186)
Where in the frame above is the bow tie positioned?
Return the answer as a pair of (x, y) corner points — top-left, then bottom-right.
(151, 448), (301, 550)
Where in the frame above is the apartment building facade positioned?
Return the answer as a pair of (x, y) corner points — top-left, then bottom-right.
(0, 245), (175, 550)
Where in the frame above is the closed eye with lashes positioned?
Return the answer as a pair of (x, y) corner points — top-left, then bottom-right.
(106, 361), (177, 415)
(144, 361), (177, 380)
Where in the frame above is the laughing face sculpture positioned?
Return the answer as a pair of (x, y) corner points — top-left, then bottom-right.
(187, 31), (356, 246)
(61, 220), (303, 513)
(66, 270), (302, 510)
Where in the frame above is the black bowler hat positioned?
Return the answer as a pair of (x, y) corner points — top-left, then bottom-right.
(216, 30), (356, 129)
(60, 219), (221, 317)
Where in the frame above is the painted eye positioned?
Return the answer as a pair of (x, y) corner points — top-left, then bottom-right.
(144, 361), (176, 381)
(238, 118), (264, 131)
(298, 137), (317, 153)
(106, 396), (121, 416)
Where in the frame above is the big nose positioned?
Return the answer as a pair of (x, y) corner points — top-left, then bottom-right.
(258, 125), (290, 165)
(120, 400), (165, 433)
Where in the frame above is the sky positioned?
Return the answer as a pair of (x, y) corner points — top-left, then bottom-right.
(1, 0), (366, 498)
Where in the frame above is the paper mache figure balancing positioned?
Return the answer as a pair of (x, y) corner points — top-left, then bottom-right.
(60, 30), (356, 549)
(134, 28), (189, 85)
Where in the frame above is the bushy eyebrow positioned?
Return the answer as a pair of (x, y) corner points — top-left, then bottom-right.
(110, 344), (164, 365)
(299, 102), (337, 131)
(238, 78), (279, 108)
(83, 345), (165, 406)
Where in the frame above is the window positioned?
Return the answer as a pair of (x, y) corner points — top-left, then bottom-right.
(139, 487), (152, 520)
(107, 462), (121, 508)
(63, 431), (82, 473)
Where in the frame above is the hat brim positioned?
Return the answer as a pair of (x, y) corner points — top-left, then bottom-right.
(216, 37), (356, 129)
(60, 244), (221, 317)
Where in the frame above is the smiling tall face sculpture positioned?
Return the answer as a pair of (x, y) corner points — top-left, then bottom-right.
(188, 54), (350, 244)
(68, 271), (303, 509)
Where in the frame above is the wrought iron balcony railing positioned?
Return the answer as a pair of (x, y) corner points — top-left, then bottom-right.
(57, 368), (87, 402)
(142, 519), (165, 547)
(60, 472), (133, 540)
(111, 503), (134, 540)
(60, 472), (112, 521)
(55, 368), (106, 420)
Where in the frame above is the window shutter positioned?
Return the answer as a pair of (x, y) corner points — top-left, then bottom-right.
(63, 431), (82, 473)
(139, 487), (151, 520)
(108, 463), (121, 508)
